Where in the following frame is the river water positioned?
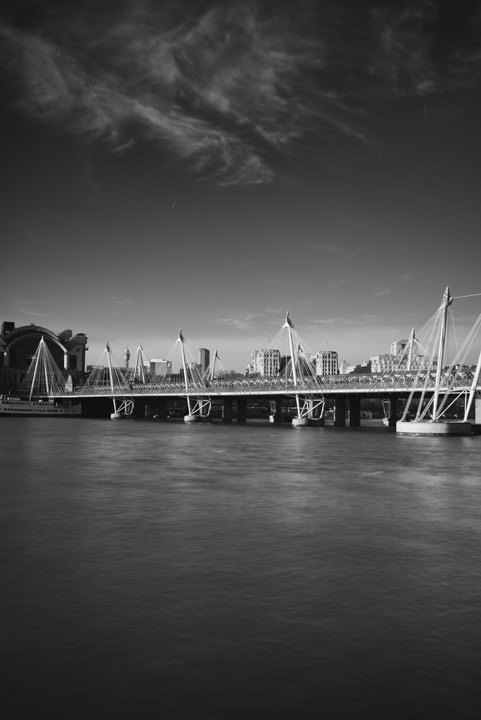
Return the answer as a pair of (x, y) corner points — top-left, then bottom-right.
(2, 417), (481, 718)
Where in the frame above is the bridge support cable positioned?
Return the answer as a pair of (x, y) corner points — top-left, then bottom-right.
(282, 312), (325, 426)
(77, 343), (134, 418)
(398, 287), (481, 434)
(393, 328), (423, 373)
(205, 351), (220, 384)
(408, 287), (452, 422)
(426, 312), (479, 421)
(105, 343), (134, 419)
(399, 295), (448, 422)
(23, 336), (71, 399)
(415, 306), (481, 422)
(132, 345), (150, 384)
(368, 314), (437, 395)
(387, 328), (421, 375)
(177, 330), (211, 422)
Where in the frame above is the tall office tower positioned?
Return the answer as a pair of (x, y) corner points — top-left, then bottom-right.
(200, 348), (210, 374)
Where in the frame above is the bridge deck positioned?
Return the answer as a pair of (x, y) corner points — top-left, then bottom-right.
(55, 371), (478, 399)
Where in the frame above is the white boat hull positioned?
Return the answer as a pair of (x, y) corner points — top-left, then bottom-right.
(0, 398), (81, 417)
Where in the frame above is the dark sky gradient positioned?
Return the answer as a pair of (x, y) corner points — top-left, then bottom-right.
(1, 0), (481, 369)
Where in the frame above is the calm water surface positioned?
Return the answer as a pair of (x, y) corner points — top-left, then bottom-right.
(2, 418), (481, 718)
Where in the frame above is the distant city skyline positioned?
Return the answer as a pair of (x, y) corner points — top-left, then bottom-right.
(3, 282), (481, 373)
(1, 1), (481, 370)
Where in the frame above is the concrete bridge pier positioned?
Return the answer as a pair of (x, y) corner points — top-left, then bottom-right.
(310, 399), (324, 420)
(133, 399), (146, 418)
(155, 398), (168, 420)
(388, 394), (399, 429)
(271, 398), (284, 423)
(334, 395), (346, 427)
(236, 397), (247, 423)
(144, 403), (155, 419)
(222, 396), (233, 423)
(349, 396), (361, 427)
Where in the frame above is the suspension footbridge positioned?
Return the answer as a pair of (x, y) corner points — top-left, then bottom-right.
(14, 288), (481, 434)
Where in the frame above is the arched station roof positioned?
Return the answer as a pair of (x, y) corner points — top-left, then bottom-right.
(3, 325), (68, 354)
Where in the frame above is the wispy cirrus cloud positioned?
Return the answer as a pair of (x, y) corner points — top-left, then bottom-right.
(370, 3), (438, 96)
(304, 241), (347, 256)
(104, 296), (134, 306)
(309, 313), (382, 326)
(0, 2), (326, 185)
(215, 312), (263, 331)
(370, 0), (481, 95)
(304, 241), (364, 258)
(2, 1), (480, 185)
(14, 299), (54, 318)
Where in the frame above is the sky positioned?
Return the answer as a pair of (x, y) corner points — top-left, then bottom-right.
(1, 0), (481, 370)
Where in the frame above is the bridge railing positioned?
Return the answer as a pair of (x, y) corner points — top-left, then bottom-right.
(69, 369), (479, 396)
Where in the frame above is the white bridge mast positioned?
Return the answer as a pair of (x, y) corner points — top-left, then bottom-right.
(105, 342), (134, 420)
(177, 330), (193, 417)
(177, 330), (211, 422)
(432, 286), (451, 420)
(29, 337), (44, 401)
(283, 312), (302, 418)
(282, 312), (324, 426)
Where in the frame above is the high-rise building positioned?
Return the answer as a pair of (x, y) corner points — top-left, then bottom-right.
(314, 350), (339, 375)
(250, 349), (281, 377)
(200, 348), (210, 375)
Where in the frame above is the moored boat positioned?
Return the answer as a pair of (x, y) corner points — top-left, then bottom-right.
(0, 395), (81, 417)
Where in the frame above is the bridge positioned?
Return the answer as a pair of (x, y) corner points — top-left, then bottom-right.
(63, 370), (479, 428)
(23, 289), (481, 431)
